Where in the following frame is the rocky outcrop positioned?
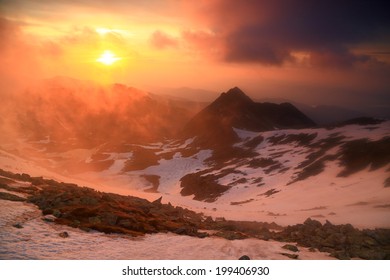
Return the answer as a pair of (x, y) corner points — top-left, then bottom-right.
(274, 218), (390, 260)
(1, 168), (389, 259)
(28, 183), (207, 238)
(0, 191), (26, 202)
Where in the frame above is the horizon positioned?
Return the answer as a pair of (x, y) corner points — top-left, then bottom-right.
(1, 1), (389, 109)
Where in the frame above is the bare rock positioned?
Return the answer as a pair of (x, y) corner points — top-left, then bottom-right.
(282, 244), (299, 252)
(59, 231), (69, 238)
(281, 253), (299, 259)
(42, 215), (57, 223)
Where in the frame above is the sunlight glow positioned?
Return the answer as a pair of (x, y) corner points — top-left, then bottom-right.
(96, 28), (111, 35)
(96, 50), (121, 65)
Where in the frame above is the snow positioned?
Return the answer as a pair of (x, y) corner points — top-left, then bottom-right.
(140, 149), (212, 194)
(0, 199), (334, 260)
(0, 121), (389, 230)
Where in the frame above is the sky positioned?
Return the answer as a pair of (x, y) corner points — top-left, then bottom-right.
(1, 0), (390, 107)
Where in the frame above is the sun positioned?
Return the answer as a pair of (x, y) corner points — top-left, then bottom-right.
(97, 50), (121, 65)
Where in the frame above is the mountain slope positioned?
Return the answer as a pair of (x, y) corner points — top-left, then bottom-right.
(2, 117), (388, 228)
(183, 87), (315, 147)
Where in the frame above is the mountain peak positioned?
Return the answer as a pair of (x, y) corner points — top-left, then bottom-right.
(226, 86), (245, 95)
(223, 86), (251, 98)
(215, 87), (254, 106)
(183, 86), (316, 147)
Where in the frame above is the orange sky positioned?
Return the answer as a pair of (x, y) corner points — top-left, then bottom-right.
(1, 0), (389, 107)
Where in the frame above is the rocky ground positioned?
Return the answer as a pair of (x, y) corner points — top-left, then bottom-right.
(1, 168), (389, 259)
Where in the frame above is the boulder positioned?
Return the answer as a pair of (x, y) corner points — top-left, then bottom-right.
(281, 253), (299, 259)
(282, 244), (299, 252)
(59, 231), (69, 238)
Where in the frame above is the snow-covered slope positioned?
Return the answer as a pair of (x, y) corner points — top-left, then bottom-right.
(1, 121), (389, 229)
(0, 199), (332, 260)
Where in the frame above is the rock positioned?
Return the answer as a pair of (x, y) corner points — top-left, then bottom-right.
(196, 232), (209, 238)
(0, 192), (26, 202)
(88, 216), (101, 225)
(331, 250), (350, 260)
(59, 231), (69, 238)
(42, 215), (57, 223)
(281, 253), (299, 259)
(257, 228), (272, 241)
(355, 249), (385, 260)
(13, 223), (23, 229)
(102, 212), (118, 226)
(339, 223), (355, 234)
(239, 255), (250, 260)
(214, 231), (248, 240)
(282, 244), (299, 252)
(303, 218), (322, 228)
(323, 233), (346, 249)
(362, 236), (378, 246)
(53, 209), (62, 218)
(152, 196), (162, 205)
(71, 220), (81, 227)
(175, 227), (188, 235)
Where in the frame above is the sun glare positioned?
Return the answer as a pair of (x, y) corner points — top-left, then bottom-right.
(97, 50), (121, 65)
(96, 28), (111, 35)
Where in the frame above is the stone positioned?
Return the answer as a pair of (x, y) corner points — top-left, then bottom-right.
(282, 244), (299, 252)
(152, 196), (162, 205)
(303, 218), (322, 228)
(59, 231), (69, 238)
(331, 250), (350, 260)
(13, 223), (23, 229)
(214, 231), (247, 240)
(53, 209), (62, 218)
(281, 253), (299, 259)
(197, 232), (209, 238)
(102, 212), (118, 226)
(88, 216), (101, 224)
(0, 192), (26, 202)
(42, 215), (56, 223)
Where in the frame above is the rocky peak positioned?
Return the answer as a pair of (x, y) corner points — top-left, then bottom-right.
(214, 87), (254, 107)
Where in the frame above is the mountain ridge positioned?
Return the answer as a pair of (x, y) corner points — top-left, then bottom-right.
(183, 87), (316, 147)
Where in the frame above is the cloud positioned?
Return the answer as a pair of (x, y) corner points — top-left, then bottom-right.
(196, 0), (390, 67)
(150, 30), (178, 49)
(0, 17), (44, 93)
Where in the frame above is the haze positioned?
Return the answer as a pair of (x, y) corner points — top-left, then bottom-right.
(1, 0), (389, 108)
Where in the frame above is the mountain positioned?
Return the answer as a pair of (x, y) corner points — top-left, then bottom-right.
(1, 115), (389, 229)
(294, 104), (367, 125)
(183, 87), (316, 146)
(1, 82), (389, 230)
(255, 96), (390, 125)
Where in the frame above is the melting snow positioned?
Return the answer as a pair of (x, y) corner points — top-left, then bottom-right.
(0, 200), (333, 260)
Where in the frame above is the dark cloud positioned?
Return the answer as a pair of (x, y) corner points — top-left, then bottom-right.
(206, 0), (390, 67)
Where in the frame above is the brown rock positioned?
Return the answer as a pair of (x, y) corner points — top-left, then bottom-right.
(59, 231), (69, 238)
(282, 244), (299, 252)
